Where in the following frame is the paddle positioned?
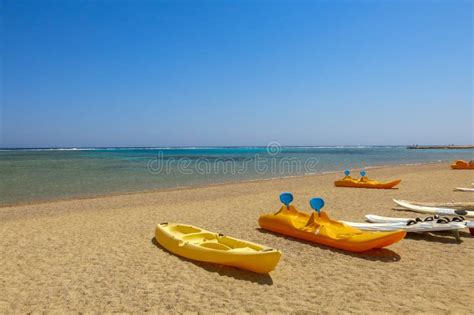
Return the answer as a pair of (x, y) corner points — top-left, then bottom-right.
(310, 197), (325, 216)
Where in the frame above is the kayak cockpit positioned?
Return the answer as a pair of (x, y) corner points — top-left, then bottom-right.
(162, 223), (268, 253)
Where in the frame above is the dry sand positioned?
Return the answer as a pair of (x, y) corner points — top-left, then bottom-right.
(1, 163), (473, 313)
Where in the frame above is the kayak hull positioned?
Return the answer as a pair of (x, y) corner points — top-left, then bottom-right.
(155, 223), (281, 273)
(451, 165), (474, 170)
(259, 207), (406, 252)
(334, 179), (401, 189)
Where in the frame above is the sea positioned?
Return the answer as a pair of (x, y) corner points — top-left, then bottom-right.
(1, 146), (472, 205)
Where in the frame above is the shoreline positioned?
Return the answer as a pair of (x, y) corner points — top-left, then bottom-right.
(0, 160), (447, 209)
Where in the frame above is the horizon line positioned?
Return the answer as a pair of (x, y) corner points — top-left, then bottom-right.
(1, 144), (473, 150)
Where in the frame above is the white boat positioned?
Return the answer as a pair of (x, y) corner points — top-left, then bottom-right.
(365, 214), (411, 223)
(365, 214), (474, 232)
(342, 220), (466, 233)
(454, 187), (474, 192)
(393, 199), (474, 218)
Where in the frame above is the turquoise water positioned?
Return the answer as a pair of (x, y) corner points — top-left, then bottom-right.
(0, 146), (472, 205)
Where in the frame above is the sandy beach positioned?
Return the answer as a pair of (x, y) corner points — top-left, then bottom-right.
(1, 163), (473, 313)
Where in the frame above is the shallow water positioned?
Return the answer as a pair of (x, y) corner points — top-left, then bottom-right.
(0, 146), (472, 205)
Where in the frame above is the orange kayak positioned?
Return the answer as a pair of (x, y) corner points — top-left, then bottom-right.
(259, 194), (406, 252)
(334, 177), (401, 189)
(334, 170), (401, 189)
(451, 160), (474, 170)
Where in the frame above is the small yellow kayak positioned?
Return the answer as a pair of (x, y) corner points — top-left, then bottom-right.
(259, 194), (406, 252)
(334, 170), (401, 189)
(155, 223), (282, 273)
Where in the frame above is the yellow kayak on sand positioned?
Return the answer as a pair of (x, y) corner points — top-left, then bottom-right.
(259, 193), (406, 252)
(334, 170), (401, 189)
(155, 223), (282, 273)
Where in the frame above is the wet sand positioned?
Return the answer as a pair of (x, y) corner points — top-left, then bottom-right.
(1, 163), (473, 313)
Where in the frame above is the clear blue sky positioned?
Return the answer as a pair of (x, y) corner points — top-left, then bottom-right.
(1, 0), (472, 147)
